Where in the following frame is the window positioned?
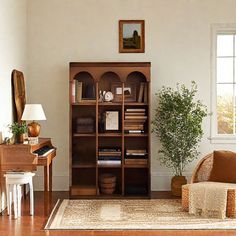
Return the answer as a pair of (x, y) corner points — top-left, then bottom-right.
(216, 34), (236, 134)
(211, 24), (236, 142)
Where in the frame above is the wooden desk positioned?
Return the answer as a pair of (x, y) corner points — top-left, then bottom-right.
(0, 138), (56, 192)
(37, 148), (55, 191)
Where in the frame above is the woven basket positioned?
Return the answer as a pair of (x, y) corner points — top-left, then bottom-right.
(171, 176), (187, 197)
(99, 173), (116, 194)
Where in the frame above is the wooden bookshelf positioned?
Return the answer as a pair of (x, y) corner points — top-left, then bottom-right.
(69, 62), (151, 198)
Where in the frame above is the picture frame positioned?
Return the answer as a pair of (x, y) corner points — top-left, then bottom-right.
(105, 111), (119, 131)
(119, 20), (145, 53)
(111, 82), (136, 102)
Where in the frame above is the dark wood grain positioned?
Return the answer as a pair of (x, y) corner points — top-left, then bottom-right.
(70, 62), (151, 198)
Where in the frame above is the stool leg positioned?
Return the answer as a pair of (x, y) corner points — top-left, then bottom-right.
(13, 185), (18, 219)
(29, 180), (34, 216)
(17, 185), (21, 217)
(6, 183), (10, 215)
(9, 185), (12, 216)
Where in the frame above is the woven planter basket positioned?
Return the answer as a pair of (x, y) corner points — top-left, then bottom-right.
(171, 176), (187, 197)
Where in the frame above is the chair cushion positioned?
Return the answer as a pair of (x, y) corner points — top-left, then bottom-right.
(209, 150), (236, 183)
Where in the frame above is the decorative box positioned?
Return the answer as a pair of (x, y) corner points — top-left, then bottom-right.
(76, 118), (94, 133)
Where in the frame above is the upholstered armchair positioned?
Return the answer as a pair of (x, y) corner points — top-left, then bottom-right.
(182, 150), (236, 218)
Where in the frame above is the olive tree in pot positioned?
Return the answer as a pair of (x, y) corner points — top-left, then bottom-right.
(152, 81), (207, 196)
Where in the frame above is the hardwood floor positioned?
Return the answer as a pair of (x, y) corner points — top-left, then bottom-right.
(0, 191), (235, 236)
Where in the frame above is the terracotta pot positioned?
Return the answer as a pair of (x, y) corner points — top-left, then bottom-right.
(171, 175), (187, 197)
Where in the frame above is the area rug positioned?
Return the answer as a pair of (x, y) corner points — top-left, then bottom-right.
(45, 199), (236, 230)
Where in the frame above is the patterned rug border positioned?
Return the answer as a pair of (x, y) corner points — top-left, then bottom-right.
(44, 199), (62, 229)
(45, 199), (236, 230)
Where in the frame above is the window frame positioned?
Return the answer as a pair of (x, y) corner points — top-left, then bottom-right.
(210, 24), (236, 144)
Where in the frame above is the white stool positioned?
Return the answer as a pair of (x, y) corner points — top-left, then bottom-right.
(4, 172), (35, 219)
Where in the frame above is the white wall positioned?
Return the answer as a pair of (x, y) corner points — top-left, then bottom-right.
(27, 0), (236, 191)
(0, 0), (28, 211)
(0, 0), (28, 139)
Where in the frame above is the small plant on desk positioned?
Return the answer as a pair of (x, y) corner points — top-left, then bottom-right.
(8, 122), (27, 143)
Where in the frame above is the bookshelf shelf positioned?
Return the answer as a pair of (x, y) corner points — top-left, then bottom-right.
(124, 164), (148, 168)
(73, 133), (96, 137)
(69, 62), (151, 198)
(98, 165), (122, 168)
(72, 162), (96, 168)
(98, 133), (122, 137)
(72, 102), (96, 106)
(124, 102), (148, 106)
(124, 133), (148, 137)
(98, 102), (122, 106)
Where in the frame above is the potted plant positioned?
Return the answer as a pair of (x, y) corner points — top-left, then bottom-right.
(152, 81), (207, 196)
(8, 122), (27, 143)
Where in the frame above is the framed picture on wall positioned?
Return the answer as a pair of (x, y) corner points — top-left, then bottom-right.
(119, 20), (145, 53)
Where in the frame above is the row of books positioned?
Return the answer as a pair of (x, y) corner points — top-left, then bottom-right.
(71, 81), (96, 103)
(125, 149), (148, 165)
(97, 149), (148, 165)
(98, 147), (121, 166)
(71, 80), (82, 103)
(137, 82), (148, 103)
(124, 108), (147, 133)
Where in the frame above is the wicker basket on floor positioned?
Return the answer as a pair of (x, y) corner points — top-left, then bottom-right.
(182, 153), (236, 218)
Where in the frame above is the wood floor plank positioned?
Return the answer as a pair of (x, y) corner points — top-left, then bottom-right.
(0, 191), (235, 236)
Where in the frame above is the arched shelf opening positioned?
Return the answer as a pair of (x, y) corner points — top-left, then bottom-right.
(126, 71), (148, 103)
(126, 71), (147, 83)
(99, 71), (121, 93)
(74, 71), (96, 100)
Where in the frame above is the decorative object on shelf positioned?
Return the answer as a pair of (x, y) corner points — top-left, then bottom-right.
(111, 82), (136, 102)
(8, 122), (27, 143)
(104, 91), (114, 102)
(21, 104), (46, 137)
(76, 117), (94, 133)
(119, 20), (145, 53)
(105, 111), (119, 131)
(152, 81), (207, 196)
(99, 173), (116, 194)
(99, 90), (105, 102)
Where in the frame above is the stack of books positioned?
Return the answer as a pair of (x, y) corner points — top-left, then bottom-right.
(125, 149), (148, 165)
(98, 148), (121, 166)
(124, 108), (147, 133)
